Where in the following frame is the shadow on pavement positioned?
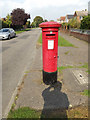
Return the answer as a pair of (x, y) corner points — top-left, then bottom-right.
(41, 81), (69, 119)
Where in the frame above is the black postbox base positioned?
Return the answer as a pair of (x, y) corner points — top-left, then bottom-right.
(43, 70), (57, 85)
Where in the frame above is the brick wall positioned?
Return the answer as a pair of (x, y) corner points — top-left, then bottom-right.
(60, 29), (90, 43)
(60, 29), (70, 35)
(70, 31), (90, 43)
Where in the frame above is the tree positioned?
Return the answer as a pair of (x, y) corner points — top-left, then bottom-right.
(69, 18), (80, 29)
(33, 16), (43, 27)
(11, 8), (30, 29)
(80, 15), (90, 29)
(26, 21), (31, 28)
(2, 21), (8, 28)
(43, 19), (48, 22)
(1, 19), (8, 28)
(50, 20), (54, 22)
(31, 22), (36, 28)
(5, 14), (12, 28)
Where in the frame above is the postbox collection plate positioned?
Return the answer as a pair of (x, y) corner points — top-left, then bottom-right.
(48, 40), (54, 49)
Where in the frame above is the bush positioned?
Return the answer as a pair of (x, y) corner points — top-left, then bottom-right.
(2, 20), (8, 28)
(80, 15), (90, 29)
(12, 25), (23, 30)
(61, 23), (70, 30)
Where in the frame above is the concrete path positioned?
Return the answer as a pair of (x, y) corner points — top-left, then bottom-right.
(59, 32), (88, 67)
(15, 32), (88, 117)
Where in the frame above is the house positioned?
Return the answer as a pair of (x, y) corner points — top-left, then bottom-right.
(74, 10), (88, 22)
(1, 18), (6, 21)
(57, 18), (60, 23)
(65, 15), (74, 23)
(60, 16), (65, 23)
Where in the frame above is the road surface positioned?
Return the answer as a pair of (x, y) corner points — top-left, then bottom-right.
(2, 28), (41, 117)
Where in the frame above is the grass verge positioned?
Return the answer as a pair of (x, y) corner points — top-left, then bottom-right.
(58, 65), (74, 73)
(81, 90), (90, 97)
(8, 106), (88, 119)
(67, 106), (88, 118)
(58, 35), (74, 47)
(38, 33), (74, 47)
(15, 28), (30, 34)
(38, 33), (42, 44)
(7, 107), (41, 119)
(86, 70), (90, 74)
(58, 63), (88, 73)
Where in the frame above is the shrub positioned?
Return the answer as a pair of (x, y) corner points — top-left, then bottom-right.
(80, 15), (90, 29)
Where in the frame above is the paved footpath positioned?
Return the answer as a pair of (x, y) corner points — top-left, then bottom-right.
(59, 32), (88, 66)
(15, 32), (88, 117)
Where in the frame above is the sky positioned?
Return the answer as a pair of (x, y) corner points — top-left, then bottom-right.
(0, 0), (89, 22)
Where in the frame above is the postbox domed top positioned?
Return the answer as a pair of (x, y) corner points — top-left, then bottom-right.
(39, 21), (61, 28)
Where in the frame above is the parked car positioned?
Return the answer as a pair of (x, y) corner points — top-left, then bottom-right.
(0, 28), (16, 40)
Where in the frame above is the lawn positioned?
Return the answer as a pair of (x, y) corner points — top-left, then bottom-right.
(38, 33), (74, 47)
(15, 28), (30, 34)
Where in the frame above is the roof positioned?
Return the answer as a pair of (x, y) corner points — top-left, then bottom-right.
(66, 15), (74, 19)
(1, 18), (6, 21)
(74, 10), (88, 16)
(57, 18), (60, 21)
(60, 16), (65, 21)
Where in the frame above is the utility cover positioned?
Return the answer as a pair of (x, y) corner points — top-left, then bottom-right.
(72, 70), (88, 85)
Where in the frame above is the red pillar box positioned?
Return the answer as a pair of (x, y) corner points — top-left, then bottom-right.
(39, 22), (61, 84)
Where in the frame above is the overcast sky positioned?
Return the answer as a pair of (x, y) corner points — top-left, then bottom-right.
(0, 0), (89, 22)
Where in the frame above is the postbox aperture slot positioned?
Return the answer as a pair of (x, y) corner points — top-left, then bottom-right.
(46, 34), (55, 36)
(48, 40), (54, 50)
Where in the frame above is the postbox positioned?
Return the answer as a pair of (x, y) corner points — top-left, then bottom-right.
(39, 22), (61, 84)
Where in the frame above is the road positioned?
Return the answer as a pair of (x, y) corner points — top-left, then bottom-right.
(2, 28), (41, 117)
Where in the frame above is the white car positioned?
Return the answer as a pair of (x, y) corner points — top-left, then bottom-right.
(0, 28), (16, 40)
